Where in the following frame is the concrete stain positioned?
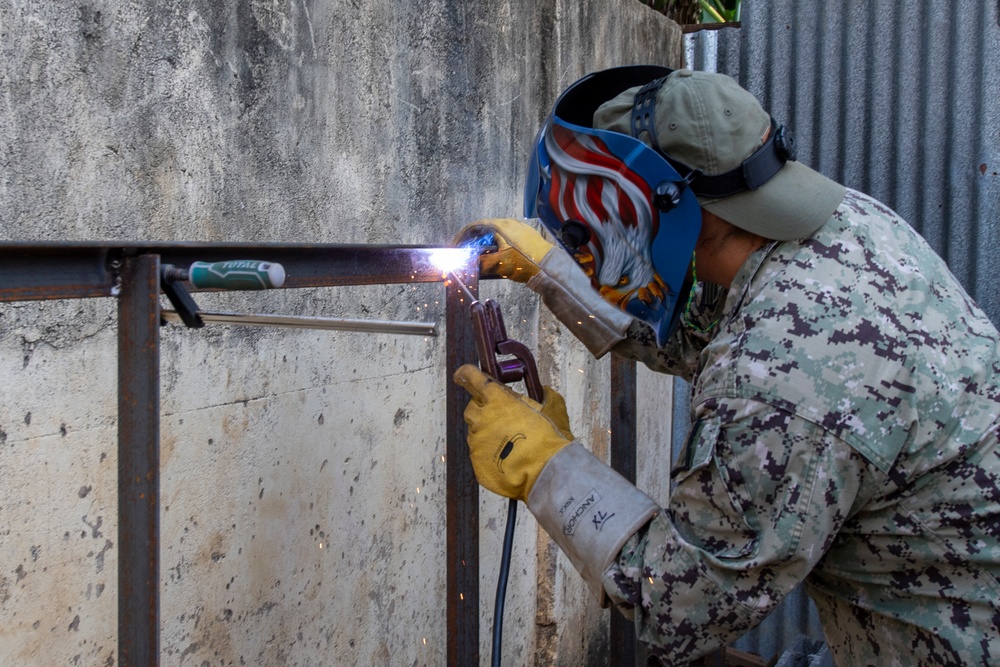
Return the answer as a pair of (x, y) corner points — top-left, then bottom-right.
(92, 539), (113, 574)
(160, 430), (178, 467)
(82, 515), (103, 539)
(196, 531), (227, 566)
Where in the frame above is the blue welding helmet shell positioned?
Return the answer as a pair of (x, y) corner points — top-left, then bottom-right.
(524, 65), (702, 346)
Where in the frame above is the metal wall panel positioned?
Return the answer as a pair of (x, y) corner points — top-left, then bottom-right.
(681, 1), (1000, 661)
(687, 0), (1000, 324)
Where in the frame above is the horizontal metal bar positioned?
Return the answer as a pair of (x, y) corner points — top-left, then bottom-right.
(161, 310), (438, 336)
(0, 245), (115, 301)
(0, 243), (477, 301)
(156, 245), (467, 290)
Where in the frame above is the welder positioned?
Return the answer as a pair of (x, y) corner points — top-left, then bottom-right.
(453, 66), (1000, 665)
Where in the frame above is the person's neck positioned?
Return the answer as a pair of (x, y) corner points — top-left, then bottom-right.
(693, 211), (770, 288)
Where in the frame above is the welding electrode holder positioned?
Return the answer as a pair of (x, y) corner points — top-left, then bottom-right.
(469, 299), (544, 402)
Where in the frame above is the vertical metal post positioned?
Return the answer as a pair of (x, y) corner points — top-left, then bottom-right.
(445, 267), (480, 665)
(117, 254), (161, 666)
(609, 355), (638, 667)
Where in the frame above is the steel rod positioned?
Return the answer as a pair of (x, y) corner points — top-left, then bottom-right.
(160, 310), (438, 336)
(447, 271), (477, 303)
(609, 355), (638, 667)
(117, 254), (161, 667)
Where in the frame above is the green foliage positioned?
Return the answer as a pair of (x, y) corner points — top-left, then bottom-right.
(698, 0), (740, 23)
(642, 0), (740, 24)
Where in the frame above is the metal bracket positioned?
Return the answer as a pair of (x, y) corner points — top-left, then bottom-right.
(159, 265), (204, 328)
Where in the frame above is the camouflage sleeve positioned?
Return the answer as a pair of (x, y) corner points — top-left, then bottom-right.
(601, 397), (878, 665)
(611, 282), (727, 381)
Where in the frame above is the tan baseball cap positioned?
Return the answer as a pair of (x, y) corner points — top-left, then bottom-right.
(593, 69), (845, 241)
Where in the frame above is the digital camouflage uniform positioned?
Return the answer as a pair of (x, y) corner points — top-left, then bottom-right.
(603, 190), (1000, 666)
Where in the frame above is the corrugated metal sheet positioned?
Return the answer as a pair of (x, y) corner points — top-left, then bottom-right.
(677, 1), (1000, 662)
(686, 0), (1000, 324)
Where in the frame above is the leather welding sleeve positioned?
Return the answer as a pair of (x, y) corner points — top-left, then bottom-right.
(455, 219), (634, 358)
(526, 443), (660, 604)
(526, 248), (634, 358)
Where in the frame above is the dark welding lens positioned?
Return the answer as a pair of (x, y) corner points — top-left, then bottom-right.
(560, 220), (590, 249)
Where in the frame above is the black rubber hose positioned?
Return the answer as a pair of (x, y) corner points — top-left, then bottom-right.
(491, 497), (518, 667)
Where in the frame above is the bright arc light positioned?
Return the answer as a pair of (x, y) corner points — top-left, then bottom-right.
(427, 248), (475, 275)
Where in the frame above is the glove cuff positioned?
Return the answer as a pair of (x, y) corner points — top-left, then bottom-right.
(526, 442), (659, 605)
(527, 251), (633, 358)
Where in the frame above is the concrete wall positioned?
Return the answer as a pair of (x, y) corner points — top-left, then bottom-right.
(0, 1), (681, 665)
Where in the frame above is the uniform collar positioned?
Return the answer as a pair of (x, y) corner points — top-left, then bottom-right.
(722, 239), (783, 320)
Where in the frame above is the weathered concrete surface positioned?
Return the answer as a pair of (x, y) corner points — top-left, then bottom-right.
(0, 0), (681, 664)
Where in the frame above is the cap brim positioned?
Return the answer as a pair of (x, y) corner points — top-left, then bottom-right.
(700, 161), (847, 241)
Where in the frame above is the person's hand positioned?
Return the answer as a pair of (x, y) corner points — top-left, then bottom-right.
(453, 218), (634, 360)
(453, 219), (554, 283)
(454, 364), (573, 502)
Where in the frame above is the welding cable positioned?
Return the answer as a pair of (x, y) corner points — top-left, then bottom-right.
(492, 498), (518, 667)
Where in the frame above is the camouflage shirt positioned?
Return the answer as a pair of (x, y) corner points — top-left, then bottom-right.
(603, 190), (1000, 666)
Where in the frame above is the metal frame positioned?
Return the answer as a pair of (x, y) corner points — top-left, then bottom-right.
(0, 242), (637, 666)
(610, 356), (638, 666)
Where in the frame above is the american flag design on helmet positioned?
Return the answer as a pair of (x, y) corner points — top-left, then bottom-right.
(545, 123), (670, 312)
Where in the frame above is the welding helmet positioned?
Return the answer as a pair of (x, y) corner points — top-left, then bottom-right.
(524, 65), (701, 346)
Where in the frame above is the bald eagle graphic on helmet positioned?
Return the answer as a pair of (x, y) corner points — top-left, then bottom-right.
(542, 123), (669, 313)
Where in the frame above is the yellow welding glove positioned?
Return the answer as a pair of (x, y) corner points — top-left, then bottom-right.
(538, 386), (574, 441)
(454, 364), (573, 503)
(453, 218), (554, 283)
(454, 218), (634, 359)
